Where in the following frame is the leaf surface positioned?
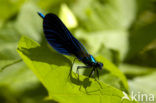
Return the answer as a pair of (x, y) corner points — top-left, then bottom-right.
(17, 36), (136, 103)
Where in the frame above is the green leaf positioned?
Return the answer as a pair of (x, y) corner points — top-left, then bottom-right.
(17, 36), (135, 103)
(136, 0), (156, 15)
(59, 3), (78, 29)
(97, 44), (120, 65)
(126, 21), (156, 66)
(0, 0), (25, 25)
(119, 64), (156, 79)
(75, 30), (129, 61)
(0, 22), (21, 70)
(37, 0), (63, 10)
(96, 56), (128, 91)
(15, 3), (43, 42)
(0, 61), (48, 103)
(0, 2), (43, 70)
(129, 72), (156, 101)
(71, 0), (136, 31)
(0, 62), (38, 93)
(69, 0), (136, 62)
(72, 55), (128, 92)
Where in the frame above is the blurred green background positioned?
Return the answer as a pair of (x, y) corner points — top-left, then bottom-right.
(0, 0), (156, 103)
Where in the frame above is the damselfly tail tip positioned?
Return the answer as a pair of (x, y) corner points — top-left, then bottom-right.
(38, 12), (45, 19)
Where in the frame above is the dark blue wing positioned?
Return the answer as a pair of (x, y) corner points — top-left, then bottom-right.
(43, 13), (89, 59)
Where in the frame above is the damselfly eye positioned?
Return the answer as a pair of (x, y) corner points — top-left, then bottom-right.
(98, 63), (103, 69)
(100, 63), (103, 67)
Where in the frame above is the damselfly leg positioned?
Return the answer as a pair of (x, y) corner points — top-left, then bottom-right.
(76, 66), (90, 80)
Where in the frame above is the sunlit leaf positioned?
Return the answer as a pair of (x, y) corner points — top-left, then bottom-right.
(75, 30), (129, 61)
(71, 0), (136, 31)
(17, 36), (136, 103)
(15, 3), (42, 42)
(59, 3), (78, 29)
(129, 72), (156, 101)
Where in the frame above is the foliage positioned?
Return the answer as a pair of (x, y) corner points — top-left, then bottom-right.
(17, 36), (134, 103)
(0, 0), (156, 102)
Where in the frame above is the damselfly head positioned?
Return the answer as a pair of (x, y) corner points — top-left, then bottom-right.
(97, 62), (103, 70)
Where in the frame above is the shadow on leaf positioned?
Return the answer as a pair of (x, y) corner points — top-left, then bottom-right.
(17, 44), (71, 66)
(68, 67), (104, 94)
